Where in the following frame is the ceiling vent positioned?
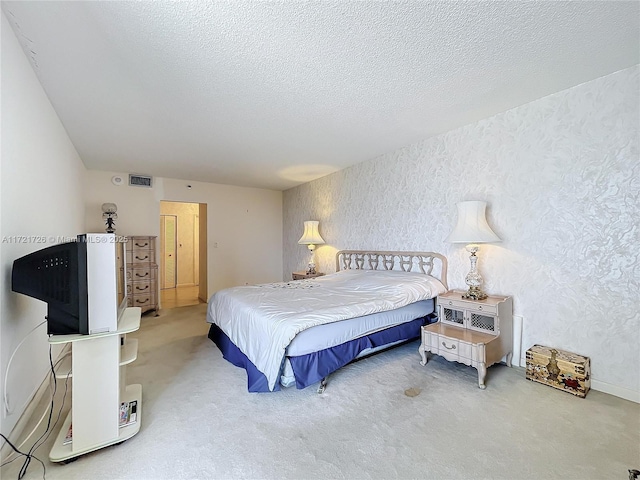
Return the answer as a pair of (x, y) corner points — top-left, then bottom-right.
(129, 174), (153, 188)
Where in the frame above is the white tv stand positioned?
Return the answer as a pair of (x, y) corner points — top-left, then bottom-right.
(48, 307), (142, 462)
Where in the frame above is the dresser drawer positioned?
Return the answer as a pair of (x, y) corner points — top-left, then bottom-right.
(127, 237), (154, 250)
(127, 265), (157, 281)
(129, 247), (153, 264)
(128, 292), (157, 313)
(130, 293), (156, 308)
(125, 236), (159, 315)
(127, 281), (153, 295)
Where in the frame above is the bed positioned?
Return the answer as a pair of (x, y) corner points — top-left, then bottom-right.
(207, 250), (448, 392)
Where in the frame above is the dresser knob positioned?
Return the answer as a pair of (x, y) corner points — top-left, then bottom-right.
(478, 306), (483, 310)
(448, 301), (453, 306)
(442, 342), (456, 350)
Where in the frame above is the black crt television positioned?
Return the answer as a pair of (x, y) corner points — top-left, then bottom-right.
(11, 234), (127, 335)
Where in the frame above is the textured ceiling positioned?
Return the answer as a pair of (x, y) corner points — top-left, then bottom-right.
(2, 1), (639, 191)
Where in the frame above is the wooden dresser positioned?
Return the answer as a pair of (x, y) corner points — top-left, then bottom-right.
(125, 236), (158, 315)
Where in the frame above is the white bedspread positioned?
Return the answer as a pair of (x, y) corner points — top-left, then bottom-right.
(207, 269), (446, 391)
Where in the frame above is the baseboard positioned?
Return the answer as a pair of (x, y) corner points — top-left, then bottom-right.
(520, 354), (639, 404)
(0, 345), (70, 462)
(591, 379), (640, 404)
(0, 370), (50, 462)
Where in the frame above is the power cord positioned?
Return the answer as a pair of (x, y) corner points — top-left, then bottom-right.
(0, 349), (71, 467)
(4, 320), (47, 415)
(1, 350), (70, 464)
(18, 346), (56, 479)
(0, 346), (57, 480)
(0, 434), (45, 480)
(31, 367), (71, 460)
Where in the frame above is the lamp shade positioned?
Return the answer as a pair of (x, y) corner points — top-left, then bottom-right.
(298, 221), (325, 245)
(446, 201), (500, 244)
(101, 203), (118, 214)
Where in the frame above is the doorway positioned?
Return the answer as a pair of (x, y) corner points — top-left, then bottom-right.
(159, 201), (208, 309)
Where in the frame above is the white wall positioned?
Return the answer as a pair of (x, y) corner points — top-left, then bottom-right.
(283, 66), (640, 402)
(84, 173), (283, 296)
(1, 12), (86, 436)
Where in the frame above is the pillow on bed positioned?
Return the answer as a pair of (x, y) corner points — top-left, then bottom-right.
(331, 268), (447, 297)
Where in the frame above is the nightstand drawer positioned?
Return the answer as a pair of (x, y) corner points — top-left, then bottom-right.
(469, 303), (497, 315)
(438, 298), (498, 315)
(427, 334), (460, 362)
(458, 340), (473, 359)
(438, 337), (459, 353)
(433, 336), (474, 361)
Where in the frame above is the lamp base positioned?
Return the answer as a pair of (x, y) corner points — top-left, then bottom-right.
(462, 286), (487, 301)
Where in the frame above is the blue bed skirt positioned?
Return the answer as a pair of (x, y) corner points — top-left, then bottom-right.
(207, 314), (436, 392)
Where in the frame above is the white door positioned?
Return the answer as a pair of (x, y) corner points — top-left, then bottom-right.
(160, 215), (177, 289)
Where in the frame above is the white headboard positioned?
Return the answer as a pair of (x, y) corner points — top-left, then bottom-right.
(335, 250), (448, 290)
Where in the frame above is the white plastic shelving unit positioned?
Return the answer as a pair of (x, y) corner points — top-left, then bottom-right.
(48, 307), (142, 462)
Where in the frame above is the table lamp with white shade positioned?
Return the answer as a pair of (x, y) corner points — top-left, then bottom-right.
(101, 203), (118, 233)
(298, 221), (325, 275)
(446, 201), (500, 300)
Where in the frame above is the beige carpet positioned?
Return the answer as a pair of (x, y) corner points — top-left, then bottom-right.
(3, 304), (639, 480)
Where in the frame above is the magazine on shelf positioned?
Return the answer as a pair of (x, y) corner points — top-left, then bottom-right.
(120, 400), (138, 427)
(62, 401), (137, 445)
(62, 424), (73, 445)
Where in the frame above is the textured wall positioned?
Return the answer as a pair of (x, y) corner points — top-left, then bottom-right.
(283, 66), (639, 400)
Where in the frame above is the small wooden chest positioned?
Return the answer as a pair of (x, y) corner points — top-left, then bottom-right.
(525, 345), (590, 398)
